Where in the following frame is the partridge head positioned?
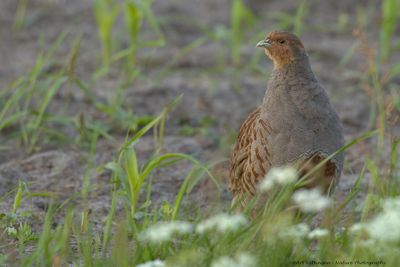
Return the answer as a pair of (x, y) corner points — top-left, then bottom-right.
(256, 31), (306, 69)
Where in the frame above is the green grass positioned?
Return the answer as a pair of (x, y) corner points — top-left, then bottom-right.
(2, 131), (398, 266)
(268, 0), (308, 36)
(14, 0), (28, 30)
(93, 0), (165, 78)
(230, 0), (256, 66)
(1, 0), (400, 266)
(380, 0), (399, 62)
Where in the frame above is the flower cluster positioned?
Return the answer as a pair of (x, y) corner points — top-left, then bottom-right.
(280, 223), (311, 240)
(196, 213), (248, 234)
(280, 223), (328, 241)
(136, 259), (165, 267)
(211, 253), (257, 267)
(292, 188), (332, 212)
(307, 228), (329, 239)
(139, 213), (249, 243)
(139, 221), (192, 243)
(351, 197), (400, 243)
(259, 166), (297, 192)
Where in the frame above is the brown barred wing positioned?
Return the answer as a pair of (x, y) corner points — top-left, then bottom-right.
(229, 108), (273, 204)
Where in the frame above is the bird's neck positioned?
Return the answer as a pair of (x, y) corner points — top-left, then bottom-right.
(262, 54), (317, 104)
(272, 54), (314, 79)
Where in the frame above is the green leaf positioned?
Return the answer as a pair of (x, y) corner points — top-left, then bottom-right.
(13, 180), (23, 214)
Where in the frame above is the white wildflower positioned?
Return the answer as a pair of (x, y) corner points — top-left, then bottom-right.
(354, 239), (400, 258)
(136, 259), (165, 267)
(269, 167), (297, 185)
(259, 167), (297, 192)
(236, 252), (257, 267)
(211, 253), (257, 267)
(292, 188), (332, 212)
(365, 198), (400, 242)
(196, 213), (248, 234)
(280, 223), (310, 240)
(211, 256), (236, 267)
(349, 198), (400, 243)
(381, 197), (400, 212)
(259, 177), (275, 192)
(6, 226), (17, 236)
(349, 223), (366, 234)
(308, 228), (329, 239)
(355, 239), (376, 248)
(139, 221), (193, 243)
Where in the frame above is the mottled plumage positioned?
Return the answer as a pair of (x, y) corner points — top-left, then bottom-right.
(229, 31), (344, 210)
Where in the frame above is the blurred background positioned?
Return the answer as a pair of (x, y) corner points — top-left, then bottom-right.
(0, 0), (399, 253)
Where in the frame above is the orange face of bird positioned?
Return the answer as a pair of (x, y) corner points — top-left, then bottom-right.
(256, 31), (305, 69)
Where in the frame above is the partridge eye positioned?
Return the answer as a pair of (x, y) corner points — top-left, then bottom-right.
(278, 39), (286, 44)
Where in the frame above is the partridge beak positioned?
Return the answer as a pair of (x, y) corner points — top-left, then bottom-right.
(256, 39), (271, 48)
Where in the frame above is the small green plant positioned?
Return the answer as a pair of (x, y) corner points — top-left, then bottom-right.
(6, 223), (36, 243)
(12, 180), (24, 215)
(230, 0), (256, 65)
(14, 0), (27, 30)
(0, 30), (156, 151)
(270, 0), (308, 36)
(380, 0), (399, 61)
(106, 96), (217, 222)
(0, 254), (7, 266)
(292, 0), (308, 36)
(0, 33), (72, 151)
(93, 0), (165, 77)
(93, 0), (120, 69)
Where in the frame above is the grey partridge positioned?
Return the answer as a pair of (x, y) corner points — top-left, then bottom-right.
(229, 31), (344, 210)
